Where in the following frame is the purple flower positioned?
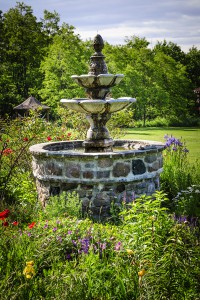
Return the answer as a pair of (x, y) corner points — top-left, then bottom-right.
(53, 227), (57, 232)
(101, 242), (107, 250)
(114, 241), (122, 251)
(43, 224), (48, 229)
(81, 238), (90, 254)
(27, 232), (31, 237)
(66, 254), (71, 260)
(57, 236), (62, 242)
(68, 230), (72, 235)
(72, 240), (77, 246)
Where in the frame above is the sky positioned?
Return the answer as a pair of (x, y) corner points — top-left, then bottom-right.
(1, 0), (200, 52)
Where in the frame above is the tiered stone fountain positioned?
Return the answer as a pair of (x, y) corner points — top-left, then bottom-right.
(30, 34), (164, 219)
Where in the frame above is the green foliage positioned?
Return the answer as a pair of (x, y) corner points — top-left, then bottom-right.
(173, 185), (200, 220)
(161, 135), (200, 218)
(0, 113), (76, 203)
(39, 24), (89, 112)
(0, 3), (47, 114)
(0, 192), (199, 299)
(44, 191), (82, 219)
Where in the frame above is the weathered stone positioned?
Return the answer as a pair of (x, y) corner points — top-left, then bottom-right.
(154, 177), (160, 189)
(116, 183), (126, 193)
(144, 154), (157, 163)
(97, 171), (110, 179)
(50, 186), (60, 196)
(82, 197), (90, 207)
(36, 179), (50, 207)
(136, 181), (147, 189)
(147, 182), (155, 194)
(30, 140), (165, 219)
(65, 163), (81, 178)
(158, 157), (163, 168)
(61, 183), (79, 191)
(148, 161), (159, 172)
(83, 171), (94, 179)
(46, 162), (62, 176)
(98, 158), (113, 168)
(113, 163), (130, 177)
(132, 159), (146, 175)
(85, 163), (95, 168)
(93, 193), (111, 206)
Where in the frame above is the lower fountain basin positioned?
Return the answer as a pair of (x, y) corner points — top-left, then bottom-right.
(30, 140), (164, 220)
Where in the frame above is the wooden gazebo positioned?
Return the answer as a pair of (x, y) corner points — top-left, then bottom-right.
(14, 96), (50, 119)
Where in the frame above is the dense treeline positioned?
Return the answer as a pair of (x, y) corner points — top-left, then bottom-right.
(0, 2), (200, 126)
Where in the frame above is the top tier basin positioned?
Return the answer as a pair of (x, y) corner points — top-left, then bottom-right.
(71, 74), (124, 89)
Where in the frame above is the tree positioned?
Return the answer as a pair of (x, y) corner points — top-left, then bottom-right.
(40, 9), (60, 37)
(153, 40), (186, 64)
(186, 46), (200, 89)
(39, 24), (89, 113)
(0, 2), (47, 115)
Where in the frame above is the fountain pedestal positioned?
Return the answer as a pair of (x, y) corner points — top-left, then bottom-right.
(84, 112), (113, 152)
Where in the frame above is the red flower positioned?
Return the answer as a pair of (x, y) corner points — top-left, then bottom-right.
(23, 137), (29, 142)
(47, 136), (52, 141)
(67, 132), (72, 137)
(12, 221), (19, 226)
(28, 222), (36, 229)
(2, 148), (13, 156)
(0, 209), (10, 220)
(2, 221), (9, 226)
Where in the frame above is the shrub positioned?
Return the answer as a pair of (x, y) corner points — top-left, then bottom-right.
(161, 135), (200, 218)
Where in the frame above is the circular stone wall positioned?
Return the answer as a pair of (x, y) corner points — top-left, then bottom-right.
(30, 140), (165, 220)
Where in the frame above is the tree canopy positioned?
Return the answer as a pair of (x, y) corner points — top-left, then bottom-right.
(0, 2), (199, 126)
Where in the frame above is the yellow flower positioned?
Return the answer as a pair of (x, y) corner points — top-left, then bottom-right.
(26, 261), (34, 266)
(126, 249), (134, 255)
(138, 269), (146, 277)
(23, 261), (35, 279)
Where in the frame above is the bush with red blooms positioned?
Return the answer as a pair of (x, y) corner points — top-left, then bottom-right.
(0, 209), (10, 220)
(0, 113), (74, 203)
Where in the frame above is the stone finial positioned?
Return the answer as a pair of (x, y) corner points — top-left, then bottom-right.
(93, 34), (104, 53)
(89, 34), (108, 75)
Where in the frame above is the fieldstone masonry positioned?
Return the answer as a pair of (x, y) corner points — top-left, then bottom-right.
(30, 140), (164, 219)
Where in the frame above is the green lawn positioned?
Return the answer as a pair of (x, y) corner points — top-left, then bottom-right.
(122, 127), (200, 162)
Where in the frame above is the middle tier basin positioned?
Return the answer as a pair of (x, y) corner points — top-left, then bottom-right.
(60, 98), (136, 114)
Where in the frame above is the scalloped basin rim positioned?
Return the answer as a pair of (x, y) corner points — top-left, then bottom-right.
(71, 74), (124, 78)
(30, 139), (165, 157)
(60, 98), (136, 103)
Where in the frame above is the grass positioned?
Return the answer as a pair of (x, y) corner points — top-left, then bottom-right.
(122, 127), (200, 162)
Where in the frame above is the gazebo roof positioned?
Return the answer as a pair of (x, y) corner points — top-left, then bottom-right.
(194, 87), (200, 93)
(14, 96), (50, 110)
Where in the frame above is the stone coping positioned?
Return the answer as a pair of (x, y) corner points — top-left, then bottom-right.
(30, 140), (165, 158)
